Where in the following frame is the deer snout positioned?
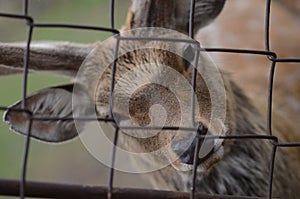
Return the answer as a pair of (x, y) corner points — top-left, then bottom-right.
(171, 131), (215, 166)
(168, 122), (226, 172)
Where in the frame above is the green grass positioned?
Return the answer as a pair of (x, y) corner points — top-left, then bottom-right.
(0, 0), (131, 192)
(0, 74), (70, 179)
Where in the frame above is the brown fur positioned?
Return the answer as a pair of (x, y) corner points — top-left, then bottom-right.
(1, 1), (300, 198)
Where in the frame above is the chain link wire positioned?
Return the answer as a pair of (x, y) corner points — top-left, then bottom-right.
(0, 0), (299, 198)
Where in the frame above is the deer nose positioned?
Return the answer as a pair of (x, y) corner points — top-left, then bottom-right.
(171, 127), (215, 165)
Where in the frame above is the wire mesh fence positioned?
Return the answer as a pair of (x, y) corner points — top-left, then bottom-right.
(0, 0), (299, 199)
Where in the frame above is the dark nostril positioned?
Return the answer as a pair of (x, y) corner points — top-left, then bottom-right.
(177, 138), (197, 165)
(172, 130), (215, 165)
(171, 133), (194, 165)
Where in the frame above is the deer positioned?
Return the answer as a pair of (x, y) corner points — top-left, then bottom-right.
(1, 0), (300, 198)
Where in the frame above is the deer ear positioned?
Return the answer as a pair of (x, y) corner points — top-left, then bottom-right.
(192, 0), (226, 31)
(3, 84), (94, 143)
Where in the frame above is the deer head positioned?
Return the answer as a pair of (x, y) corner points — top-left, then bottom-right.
(2, 1), (300, 197)
(2, 0), (229, 172)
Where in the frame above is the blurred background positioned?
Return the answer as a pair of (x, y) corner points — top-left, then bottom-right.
(0, 0), (299, 198)
(0, 0), (156, 194)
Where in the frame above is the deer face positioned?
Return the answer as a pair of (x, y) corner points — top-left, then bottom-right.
(4, 28), (232, 173)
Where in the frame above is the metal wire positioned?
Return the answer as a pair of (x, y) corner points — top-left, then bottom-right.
(0, 179), (272, 199)
(20, 13), (34, 199)
(0, 0), (299, 198)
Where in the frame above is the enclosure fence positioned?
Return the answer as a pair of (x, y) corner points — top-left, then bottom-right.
(0, 0), (299, 199)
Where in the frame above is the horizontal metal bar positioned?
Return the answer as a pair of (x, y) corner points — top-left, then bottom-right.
(275, 142), (300, 147)
(0, 12), (33, 22)
(33, 23), (120, 34)
(0, 179), (275, 199)
(204, 48), (276, 57)
(119, 36), (200, 46)
(271, 58), (300, 63)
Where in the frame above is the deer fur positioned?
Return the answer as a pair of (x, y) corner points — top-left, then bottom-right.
(1, 1), (300, 198)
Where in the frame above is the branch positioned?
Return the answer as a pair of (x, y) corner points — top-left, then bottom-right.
(0, 42), (94, 77)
